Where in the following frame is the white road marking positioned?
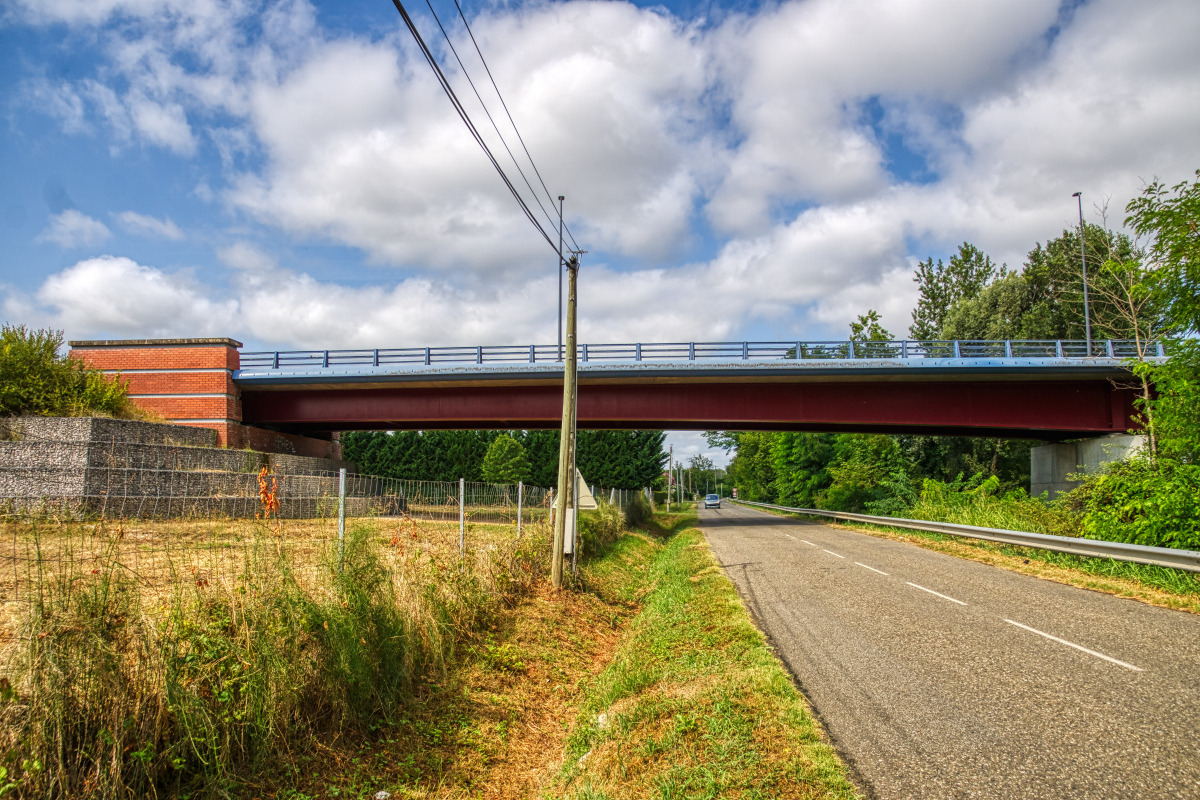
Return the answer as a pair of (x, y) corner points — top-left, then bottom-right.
(906, 582), (967, 605)
(823, 549), (845, 559)
(799, 539), (817, 547)
(855, 562), (889, 575)
(784, 534), (797, 540)
(1003, 619), (1144, 672)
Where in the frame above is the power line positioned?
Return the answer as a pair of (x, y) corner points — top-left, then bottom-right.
(389, 0), (560, 254)
(448, 0), (581, 253)
(421, 0), (565, 244)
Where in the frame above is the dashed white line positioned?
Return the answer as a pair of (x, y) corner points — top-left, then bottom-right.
(1003, 619), (1144, 672)
(799, 539), (817, 547)
(823, 549), (845, 559)
(855, 562), (889, 575)
(783, 534), (797, 540)
(906, 582), (967, 605)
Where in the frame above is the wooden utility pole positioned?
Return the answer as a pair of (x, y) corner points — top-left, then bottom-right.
(551, 255), (580, 588)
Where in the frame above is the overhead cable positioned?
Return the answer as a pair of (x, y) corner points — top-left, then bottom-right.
(389, 0), (560, 254)
(421, 0), (564, 245)
(449, 0), (580, 252)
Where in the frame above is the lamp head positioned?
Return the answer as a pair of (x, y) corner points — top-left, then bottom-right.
(1072, 192), (1081, 197)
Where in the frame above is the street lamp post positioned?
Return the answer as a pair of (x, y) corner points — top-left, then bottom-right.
(1072, 192), (1093, 355)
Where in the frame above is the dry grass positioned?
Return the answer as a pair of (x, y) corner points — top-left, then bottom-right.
(283, 578), (638, 799)
(0, 511), (551, 798)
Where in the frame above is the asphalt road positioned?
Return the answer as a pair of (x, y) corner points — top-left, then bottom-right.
(700, 502), (1200, 800)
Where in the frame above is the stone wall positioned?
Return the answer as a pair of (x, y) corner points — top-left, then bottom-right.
(0, 416), (362, 519)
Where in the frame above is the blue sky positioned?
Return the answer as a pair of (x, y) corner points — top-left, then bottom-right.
(2, 0), (1198, 371)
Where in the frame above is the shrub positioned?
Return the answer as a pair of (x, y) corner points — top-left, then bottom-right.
(884, 472), (1082, 538)
(480, 434), (531, 483)
(578, 501), (625, 556)
(0, 325), (139, 419)
(623, 492), (653, 528)
(1073, 457), (1200, 550)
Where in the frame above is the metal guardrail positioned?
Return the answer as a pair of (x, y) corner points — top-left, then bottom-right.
(731, 499), (1200, 573)
(239, 339), (1165, 370)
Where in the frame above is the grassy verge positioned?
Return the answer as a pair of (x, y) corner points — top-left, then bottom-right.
(270, 508), (859, 799)
(559, 511), (860, 800)
(737, 502), (1200, 615)
(0, 514), (550, 798)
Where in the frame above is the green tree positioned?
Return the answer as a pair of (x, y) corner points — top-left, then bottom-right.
(576, 430), (668, 489)
(1021, 222), (1140, 341)
(481, 434), (531, 483)
(342, 428), (668, 489)
(1124, 170), (1200, 462)
(771, 432), (834, 507)
(818, 435), (908, 512)
(1126, 169), (1200, 335)
(909, 243), (1000, 339)
(849, 310), (892, 342)
(939, 272), (1048, 340)
(726, 432), (777, 501)
(0, 325), (134, 418)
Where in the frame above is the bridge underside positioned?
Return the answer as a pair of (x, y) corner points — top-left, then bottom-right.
(241, 379), (1138, 440)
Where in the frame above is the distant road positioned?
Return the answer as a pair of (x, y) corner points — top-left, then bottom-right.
(701, 502), (1200, 800)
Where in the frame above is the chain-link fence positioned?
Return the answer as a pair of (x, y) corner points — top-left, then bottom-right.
(0, 437), (553, 525)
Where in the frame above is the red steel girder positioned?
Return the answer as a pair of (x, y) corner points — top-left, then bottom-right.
(241, 380), (1136, 439)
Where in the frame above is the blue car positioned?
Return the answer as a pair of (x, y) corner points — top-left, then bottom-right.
(704, 494), (721, 509)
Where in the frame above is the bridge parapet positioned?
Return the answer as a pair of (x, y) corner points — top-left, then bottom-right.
(238, 339), (1164, 372)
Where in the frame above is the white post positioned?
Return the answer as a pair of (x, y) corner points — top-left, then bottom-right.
(459, 477), (465, 556)
(337, 468), (347, 573)
(517, 481), (523, 536)
(668, 444), (673, 512)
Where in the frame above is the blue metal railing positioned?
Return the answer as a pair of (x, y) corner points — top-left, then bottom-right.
(237, 339), (1166, 371)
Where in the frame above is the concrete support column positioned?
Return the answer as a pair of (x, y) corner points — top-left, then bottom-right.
(1030, 434), (1145, 499)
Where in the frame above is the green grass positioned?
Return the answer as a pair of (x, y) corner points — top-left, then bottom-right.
(559, 511), (860, 800)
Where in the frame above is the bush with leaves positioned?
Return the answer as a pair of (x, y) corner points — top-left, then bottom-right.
(1074, 457), (1200, 549)
(623, 491), (653, 528)
(0, 325), (136, 419)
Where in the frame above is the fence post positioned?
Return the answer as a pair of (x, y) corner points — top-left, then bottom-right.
(517, 481), (523, 536)
(459, 477), (465, 556)
(337, 468), (346, 573)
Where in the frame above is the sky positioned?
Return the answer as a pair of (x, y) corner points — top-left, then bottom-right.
(2, 0), (1198, 467)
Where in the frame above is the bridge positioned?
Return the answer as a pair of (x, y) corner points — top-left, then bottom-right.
(69, 338), (1157, 455)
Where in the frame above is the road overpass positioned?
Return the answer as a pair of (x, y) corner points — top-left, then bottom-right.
(231, 339), (1151, 440)
(68, 337), (1156, 450)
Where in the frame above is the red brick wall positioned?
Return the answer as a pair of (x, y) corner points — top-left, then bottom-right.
(68, 338), (340, 459)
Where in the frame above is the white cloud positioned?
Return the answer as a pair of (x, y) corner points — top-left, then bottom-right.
(217, 242), (275, 271)
(127, 95), (197, 155)
(228, 4), (715, 275)
(10, 0), (1200, 347)
(36, 256), (237, 336)
(36, 210), (112, 248)
(117, 211), (184, 240)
